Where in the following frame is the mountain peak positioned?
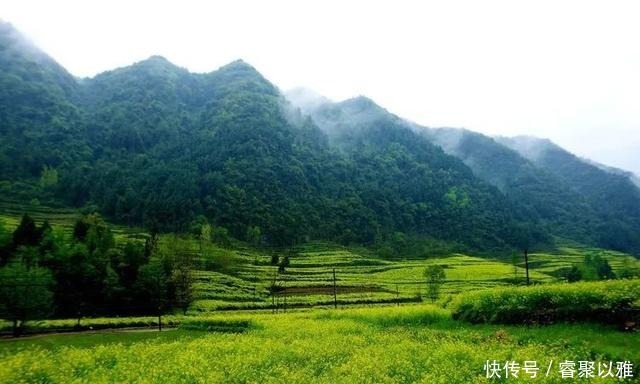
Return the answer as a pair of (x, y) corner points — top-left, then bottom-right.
(336, 95), (389, 120)
(218, 58), (256, 71)
(145, 55), (171, 63)
(341, 95), (376, 108)
(134, 55), (180, 70)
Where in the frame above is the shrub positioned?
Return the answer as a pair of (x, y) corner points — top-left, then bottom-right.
(450, 279), (640, 325)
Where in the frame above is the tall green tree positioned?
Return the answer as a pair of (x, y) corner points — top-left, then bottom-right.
(12, 214), (40, 248)
(424, 265), (446, 302)
(0, 261), (53, 336)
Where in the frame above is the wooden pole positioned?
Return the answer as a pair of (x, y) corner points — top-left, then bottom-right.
(333, 268), (337, 309)
(524, 248), (530, 285)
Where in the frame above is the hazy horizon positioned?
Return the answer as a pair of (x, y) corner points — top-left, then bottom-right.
(2, 0), (639, 175)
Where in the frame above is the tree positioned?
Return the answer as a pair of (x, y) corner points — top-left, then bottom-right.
(0, 261), (53, 336)
(424, 265), (446, 302)
(591, 255), (616, 280)
(171, 242), (195, 315)
(200, 223), (212, 244)
(39, 165), (58, 189)
(278, 255), (290, 274)
(246, 225), (261, 246)
(80, 213), (114, 253)
(53, 243), (103, 318)
(102, 263), (124, 311)
(582, 253), (616, 280)
(618, 258), (638, 279)
(564, 265), (582, 282)
(135, 257), (168, 313)
(72, 217), (90, 242)
(12, 214), (40, 249)
(212, 226), (231, 247)
(0, 222), (10, 265)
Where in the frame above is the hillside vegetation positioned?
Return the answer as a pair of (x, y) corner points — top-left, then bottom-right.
(3, 22), (640, 255)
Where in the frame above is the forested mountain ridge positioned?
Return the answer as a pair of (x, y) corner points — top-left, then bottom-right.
(0, 22), (518, 251)
(423, 128), (599, 243)
(288, 88), (640, 255)
(0, 22), (87, 179)
(1, 21), (638, 255)
(497, 135), (640, 253)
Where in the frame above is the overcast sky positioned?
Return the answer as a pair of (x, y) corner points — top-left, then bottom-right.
(3, 0), (639, 174)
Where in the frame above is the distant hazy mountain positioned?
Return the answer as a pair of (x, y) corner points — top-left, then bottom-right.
(496, 135), (640, 253)
(422, 128), (599, 242)
(288, 90), (640, 255)
(583, 157), (640, 189)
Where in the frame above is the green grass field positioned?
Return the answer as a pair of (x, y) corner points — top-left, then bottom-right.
(1, 305), (638, 383)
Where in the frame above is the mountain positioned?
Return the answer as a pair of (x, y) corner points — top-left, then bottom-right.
(0, 22), (524, 251)
(1, 21), (637, 254)
(0, 22), (87, 179)
(422, 128), (599, 243)
(291, 91), (640, 255)
(289, 94), (521, 249)
(582, 158), (640, 189)
(497, 136), (640, 253)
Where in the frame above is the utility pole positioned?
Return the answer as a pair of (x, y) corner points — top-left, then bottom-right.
(396, 283), (400, 306)
(155, 272), (162, 331)
(524, 248), (530, 285)
(271, 269), (278, 313)
(333, 268), (337, 309)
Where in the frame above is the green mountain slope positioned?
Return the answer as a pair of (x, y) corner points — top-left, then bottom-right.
(1, 22), (637, 254)
(0, 22), (519, 250)
(0, 22), (88, 179)
(423, 128), (599, 243)
(497, 136), (640, 253)
(288, 88), (639, 255)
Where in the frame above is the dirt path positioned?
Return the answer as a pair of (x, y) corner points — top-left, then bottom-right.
(0, 326), (177, 341)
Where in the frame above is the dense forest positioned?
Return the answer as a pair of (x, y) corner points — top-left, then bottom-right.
(1, 21), (639, 255)
(288, 89), (640, 255)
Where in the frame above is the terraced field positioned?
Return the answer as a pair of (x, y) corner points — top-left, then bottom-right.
(0, 199), (147, 243)
(2, 201), (640, 313)
(187, 242), (640, 312)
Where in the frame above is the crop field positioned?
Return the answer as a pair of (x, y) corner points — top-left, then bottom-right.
(1, 304), (639, 383)
(2, 200), (640, 313)
(2, 202), (640, 382)
(187, 242), (639, 312)
(0, 200), (147, 243)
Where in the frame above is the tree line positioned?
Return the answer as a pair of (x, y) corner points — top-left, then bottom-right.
(0, 214), (194, 335)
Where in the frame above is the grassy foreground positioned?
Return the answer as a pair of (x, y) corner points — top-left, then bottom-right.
(1, 305), (638, 383)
